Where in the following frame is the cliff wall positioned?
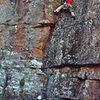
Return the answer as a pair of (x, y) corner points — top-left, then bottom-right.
(0, 0), (100, 100)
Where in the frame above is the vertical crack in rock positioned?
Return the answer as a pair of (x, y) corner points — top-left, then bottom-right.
(2, 67), (9, 100)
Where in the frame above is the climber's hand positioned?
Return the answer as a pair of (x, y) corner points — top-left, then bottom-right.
(64, 2), (66, 5)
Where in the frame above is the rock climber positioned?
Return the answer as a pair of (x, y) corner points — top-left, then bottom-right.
(54, 0), (75, 19)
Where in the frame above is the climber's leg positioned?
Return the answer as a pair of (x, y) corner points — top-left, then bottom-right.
(69, 7), (76, 19)
(54, 4), (65, 13)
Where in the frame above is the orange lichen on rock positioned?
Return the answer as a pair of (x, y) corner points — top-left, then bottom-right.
(38, 74), (45, 84)
(31, 48), (43, 56)
(33, 26), (50, 50)
(12, 46), (22, 53)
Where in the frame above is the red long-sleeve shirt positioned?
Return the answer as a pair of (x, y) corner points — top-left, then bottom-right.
(65, 0), (72, 9)
(66, 0), (72, 4)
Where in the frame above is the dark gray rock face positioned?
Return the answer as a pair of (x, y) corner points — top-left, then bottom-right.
(0, 0), (60, 99)
(0, 0), (100, 100)
(42, 0), (100, 99)
(43, 0), (100, 67)
(0, 50), (45, 100)
(0, 0), (46, 100)
(43, 66), (100, 100)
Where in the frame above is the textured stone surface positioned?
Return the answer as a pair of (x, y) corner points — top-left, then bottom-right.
(0, 50), (45, 100)
(0, 0), (100, 100)
(0, 0), (59, 66)
(43, 0), (100, 66)
(0, 0), (59, 99)
(44, 66), (100, 100)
